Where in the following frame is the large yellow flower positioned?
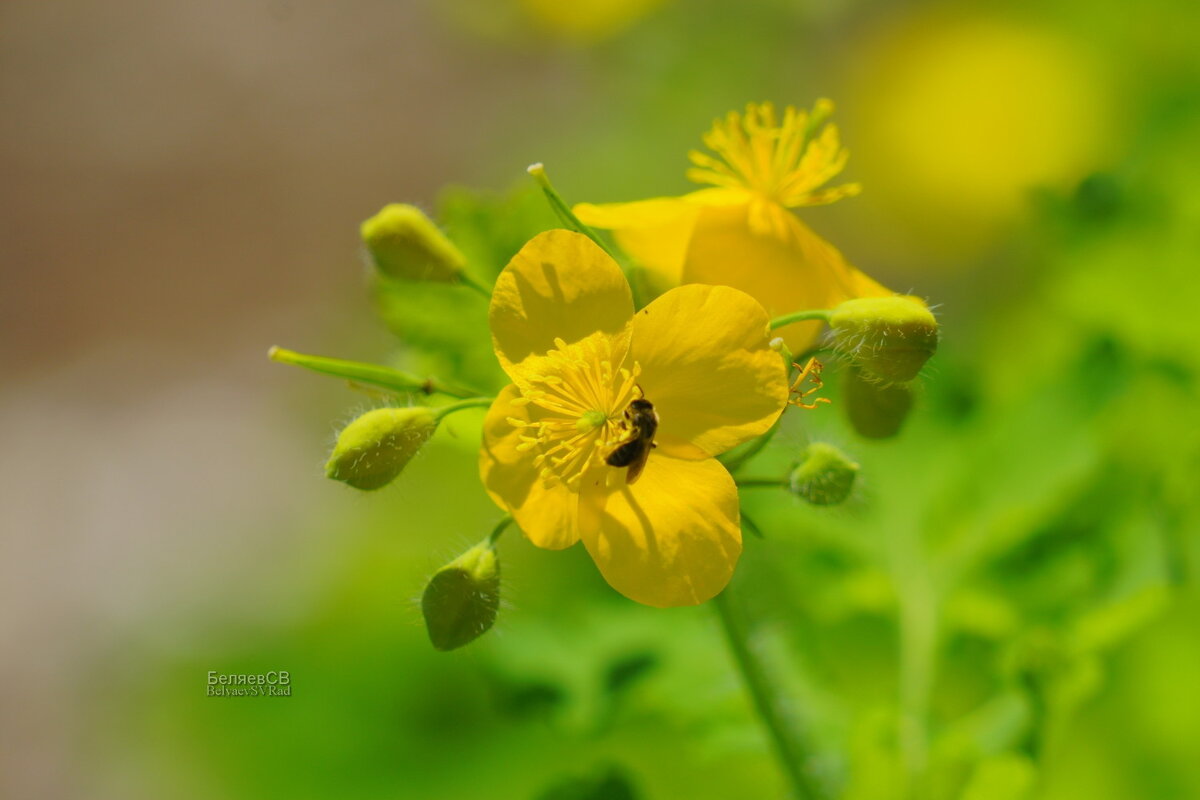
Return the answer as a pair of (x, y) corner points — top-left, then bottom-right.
(575, 101), (891, 350)
(479, 229), (788, 607)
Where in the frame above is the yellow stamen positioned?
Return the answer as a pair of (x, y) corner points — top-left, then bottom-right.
(686, 100), (861, 209)
(788, 356), (832, 410)
(509, 333), (642, 489)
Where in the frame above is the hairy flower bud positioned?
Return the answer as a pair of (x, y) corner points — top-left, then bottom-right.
(789, 442), (859, 506)
(422, 541), (501, 651)
(325, 407), (438, 490)
(830, 295), (938, 383)
(844, 365), (914, 439)
(360, 203), (467, 283)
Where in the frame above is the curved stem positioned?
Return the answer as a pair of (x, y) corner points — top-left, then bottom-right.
(433, 397), (495, 419)
(770, 309), (833, 330)
(721, 345), (800, 474)
(713, 587), (821, 800)
(268, 347), (478, 399)
(722, 418), (784, 473)
(487, 515), (514, 545)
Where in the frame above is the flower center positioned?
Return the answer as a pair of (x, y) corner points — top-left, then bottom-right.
(686, 100), (861, 209)
(509, 334), (641, 489)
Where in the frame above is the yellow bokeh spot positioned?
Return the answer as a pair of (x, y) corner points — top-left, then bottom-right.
(848, 15), (1115, 262)
(519, 0), (668, 42)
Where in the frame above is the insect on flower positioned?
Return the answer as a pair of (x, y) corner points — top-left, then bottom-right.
(604, 389), (658, 484)
(480, 229), (789, 607)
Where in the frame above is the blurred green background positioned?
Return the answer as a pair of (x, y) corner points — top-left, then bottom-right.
(2, 0), (1197, 798)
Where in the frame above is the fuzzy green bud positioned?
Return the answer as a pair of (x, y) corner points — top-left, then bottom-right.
(830, 295), (938, 383)
(422, 541), (501, 651)
(789, 442), (859, 506)
(844, 365), (914, 439)
(361, 203), (467, 283)
(325, 407), (438, 490)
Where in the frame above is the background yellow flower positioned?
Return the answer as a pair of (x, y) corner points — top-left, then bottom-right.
(575, 102), (893, 351)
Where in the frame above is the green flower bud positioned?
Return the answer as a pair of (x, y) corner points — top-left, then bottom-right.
(422, 541), (501, 651)
(844, 365), (914, 439)
(830, 295), (938, 383)
(789, 442), (859, 506)
(325, 407), (438, 490)
(360, 203), (467, 283)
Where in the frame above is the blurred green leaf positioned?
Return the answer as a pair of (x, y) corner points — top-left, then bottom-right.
(960, 753), (1036, 800)
(536, 765), (640, 800)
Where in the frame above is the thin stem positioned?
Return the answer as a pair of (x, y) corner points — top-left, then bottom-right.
(770, 309), (833, 330)
(527, 163), (617, 259)
(487, 515), (514, 545)
(889, 523), (937, 799)
(722, 418), (783, 473)
(433, 397), (495, 419)
(737, 478), (787, 489)
(268, 347), (477, 398)
(741, 513), (766, 539)
(458, 271), (493, 299)
(721, 346), (799, 474)
(713, 587), (821, 800)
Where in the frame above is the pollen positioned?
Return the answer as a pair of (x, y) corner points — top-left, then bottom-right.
(686, 100), (862, 210)
(510, 333), (641, 489)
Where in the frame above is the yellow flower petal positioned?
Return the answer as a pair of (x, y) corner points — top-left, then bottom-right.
(574, 198), (701, 292)
(631, 284), (787, 459)
(479, 384), (580, 550)
(682, 203), (891, 352)
(490, 229), (634, 379)
(578, 455), (741, 607)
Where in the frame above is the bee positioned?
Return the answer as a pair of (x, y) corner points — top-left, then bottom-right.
(605, 395), (658, 485)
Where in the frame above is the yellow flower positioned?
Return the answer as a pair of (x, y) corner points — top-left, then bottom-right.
(575, 101), (892, 350)
(479, 230), (788, 607)
(519, 0), (668, 43)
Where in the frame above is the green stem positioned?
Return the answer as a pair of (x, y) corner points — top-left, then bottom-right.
(268, 347), (478, 399)
(487, 515), (514, 546)
(722, 418), (783, 473)
(737, 478), (787, 489)
(741, 512), (766, 539)
(433, 397), (495, 419)
(889, 525), (937, 799)
(770, 309), (833, 330)
(720, 345), (802, 474)
(527, 163), (618, 259)
(458, 271), (493, 300)
(713, 588), (821, 800)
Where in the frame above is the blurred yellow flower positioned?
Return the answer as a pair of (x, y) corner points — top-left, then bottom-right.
(520, 0), (667, 42)
(846, 14), (1113, 265)
(576, 101), (891, 350)
(479, 229), (787, 607)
